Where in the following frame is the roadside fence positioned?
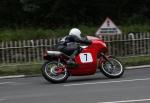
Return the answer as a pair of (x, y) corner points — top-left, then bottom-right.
(0, 33), (150, 64)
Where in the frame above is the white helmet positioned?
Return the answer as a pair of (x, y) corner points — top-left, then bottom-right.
(69, 28), (81, 39)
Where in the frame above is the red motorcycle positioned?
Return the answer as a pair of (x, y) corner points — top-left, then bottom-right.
(41, 36), (124, 83)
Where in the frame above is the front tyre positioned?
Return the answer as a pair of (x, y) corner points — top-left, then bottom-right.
(41, 61), (69, 83)
(101, 56), (124, 78)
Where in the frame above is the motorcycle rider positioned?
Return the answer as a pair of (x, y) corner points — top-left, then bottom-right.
(57, 28), (92, 66)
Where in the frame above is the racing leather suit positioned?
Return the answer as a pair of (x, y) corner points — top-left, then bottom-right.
(57, 35), (91, 56)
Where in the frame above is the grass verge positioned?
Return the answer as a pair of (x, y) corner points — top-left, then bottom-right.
(0, 63), (42, 76)
(120, 55), (150, 66)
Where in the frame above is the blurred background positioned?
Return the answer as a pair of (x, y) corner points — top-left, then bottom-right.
(0, 0), (150, 41)
(1, 0), (150, 27)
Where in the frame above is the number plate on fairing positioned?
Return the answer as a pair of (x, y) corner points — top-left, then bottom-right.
(79, 53), (93, 63)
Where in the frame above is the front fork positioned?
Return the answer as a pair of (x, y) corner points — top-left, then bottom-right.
(100, 53), (115, 71)
(100, 53), (113, 65)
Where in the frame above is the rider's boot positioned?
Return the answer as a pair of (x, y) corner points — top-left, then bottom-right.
(67, 50), (78, 67)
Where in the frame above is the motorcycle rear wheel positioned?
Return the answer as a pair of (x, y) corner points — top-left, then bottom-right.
(101, 56), (124, 78)
(41, 61), (69, 83)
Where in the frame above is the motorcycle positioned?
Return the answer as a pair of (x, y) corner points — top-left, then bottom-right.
(41, 36), (124, 83)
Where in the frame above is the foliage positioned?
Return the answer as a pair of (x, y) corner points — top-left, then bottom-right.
(1, 25), (150, 41)
(0, 0), (150, 27)
(0, 25), (96, 41)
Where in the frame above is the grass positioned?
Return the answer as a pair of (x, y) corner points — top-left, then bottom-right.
(0, 26), (96, 41)
(120, 55), (150, 66)
(121, 24), (150, 34)
(1, 24), (150, 41)
(0, 56), (150, 76)
(0, 63), (41, 76)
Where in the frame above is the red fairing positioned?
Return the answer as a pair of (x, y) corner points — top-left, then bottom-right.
(68, 39), (108, 76)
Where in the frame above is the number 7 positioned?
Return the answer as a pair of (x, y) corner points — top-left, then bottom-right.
(84, 54), (88, 61)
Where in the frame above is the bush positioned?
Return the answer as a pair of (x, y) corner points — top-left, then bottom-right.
(0, 24), (150, 41)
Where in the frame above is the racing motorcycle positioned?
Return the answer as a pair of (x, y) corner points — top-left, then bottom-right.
(41, 36), (124, 83)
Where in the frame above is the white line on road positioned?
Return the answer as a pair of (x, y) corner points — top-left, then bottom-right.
(0, 82), (16, 85)
(0, 99), (7, 101)
(0, 75), (25, 79)
(63, 77), (150, 86)
(98, 98), (150, 103)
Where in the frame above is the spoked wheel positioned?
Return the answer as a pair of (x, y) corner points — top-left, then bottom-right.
(41, 61), (69, 83)
(101, 56), (124, 78)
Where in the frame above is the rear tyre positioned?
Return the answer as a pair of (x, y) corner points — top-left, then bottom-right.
(41, 61), (69, 83)
(101, 56), (124, 78)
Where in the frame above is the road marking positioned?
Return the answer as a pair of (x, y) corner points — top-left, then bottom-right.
(0, 82), (16, 85)
(0, 75), (25, 79)
(98, 98), (150, 103)
(0, 99), (7, 101)
(63, 77), (150, 86)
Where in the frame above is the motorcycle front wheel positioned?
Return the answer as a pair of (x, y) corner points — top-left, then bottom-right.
(41, 61), (69, 83)
(101, 56), (124, 78)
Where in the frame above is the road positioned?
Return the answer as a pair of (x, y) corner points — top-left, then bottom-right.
(1, 68), (150, 103)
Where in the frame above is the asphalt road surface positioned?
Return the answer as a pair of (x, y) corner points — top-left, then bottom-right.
(1, 68), (150, 103)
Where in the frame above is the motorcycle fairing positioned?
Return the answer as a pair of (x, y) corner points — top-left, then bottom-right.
(68, 46), (98, 76)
